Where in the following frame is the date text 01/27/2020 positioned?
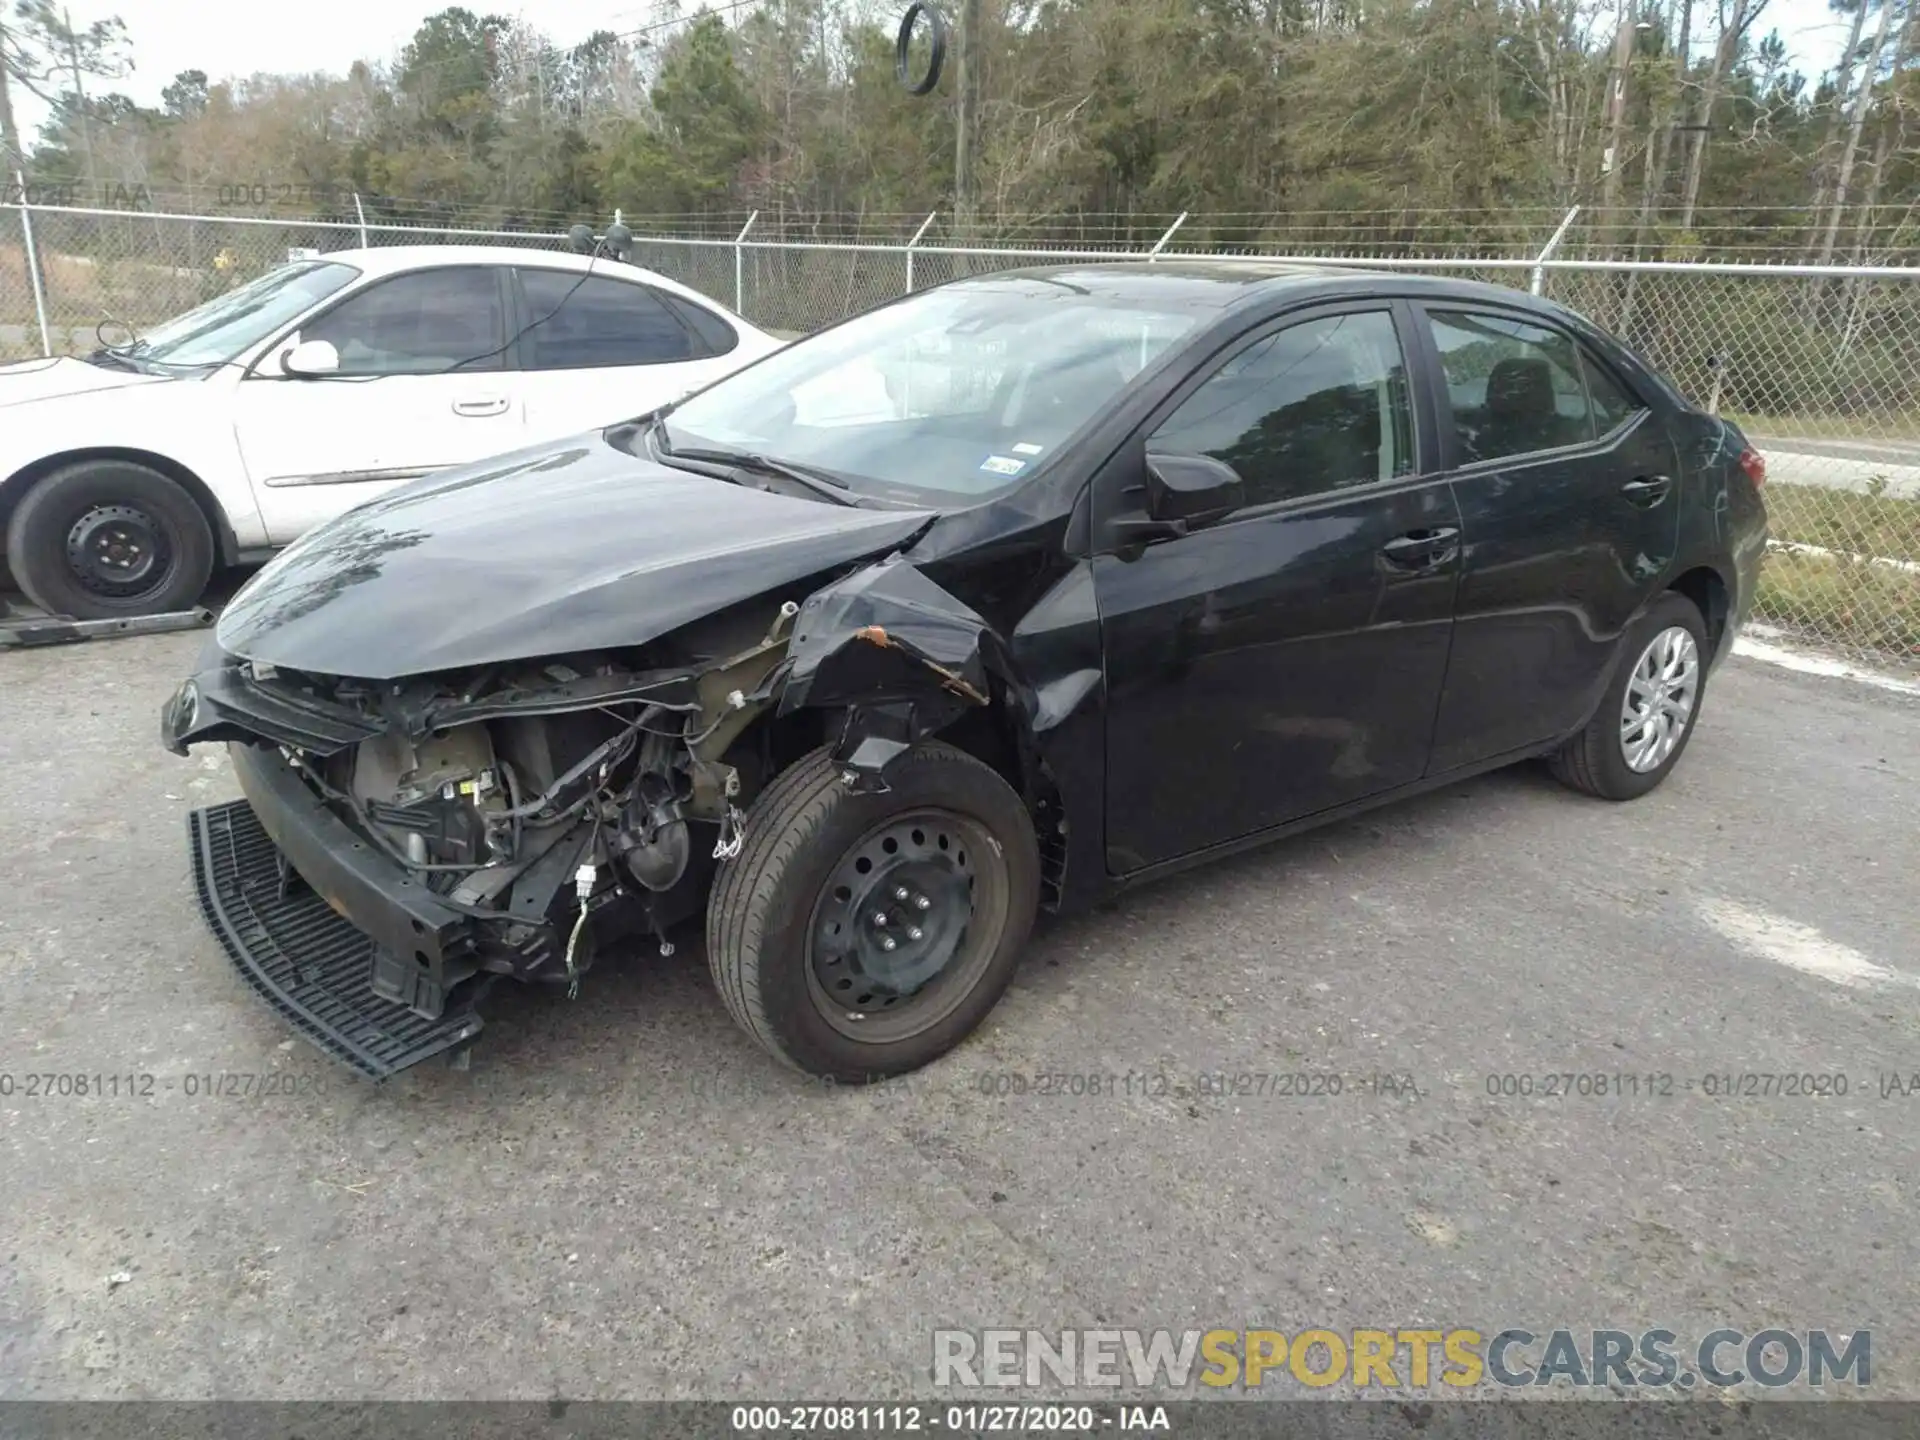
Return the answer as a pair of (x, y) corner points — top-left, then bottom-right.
(972, 1071), (1421, 1098)
(1483, 1071), (1920, 1099)
(731, 1405), (1171, 1432)
(0, 1071), (329, 1099)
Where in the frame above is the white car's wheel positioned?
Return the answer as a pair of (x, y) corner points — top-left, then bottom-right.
(6, 460), (216, 620)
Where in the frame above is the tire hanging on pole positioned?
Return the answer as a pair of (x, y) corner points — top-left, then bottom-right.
(896, 2), (948, 95)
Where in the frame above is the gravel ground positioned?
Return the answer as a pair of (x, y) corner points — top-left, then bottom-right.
(1, 630), (1916, 1402)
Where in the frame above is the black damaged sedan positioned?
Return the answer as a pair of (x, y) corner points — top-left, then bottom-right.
(162, 262), (1769, 1082)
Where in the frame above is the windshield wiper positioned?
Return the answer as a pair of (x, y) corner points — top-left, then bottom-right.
(84, 347), (144, 372)
(656, 432), (855, 506)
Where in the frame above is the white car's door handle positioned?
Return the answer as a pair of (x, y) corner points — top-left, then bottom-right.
(452, 396), (509, 417)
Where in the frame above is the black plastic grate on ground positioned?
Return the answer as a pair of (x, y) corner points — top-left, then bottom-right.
(188, 800), (482, 1080)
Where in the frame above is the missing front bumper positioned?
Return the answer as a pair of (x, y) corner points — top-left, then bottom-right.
(188, 799), (487, 1079)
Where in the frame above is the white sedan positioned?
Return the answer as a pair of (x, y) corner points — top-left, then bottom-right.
(0, 245), (785, 618)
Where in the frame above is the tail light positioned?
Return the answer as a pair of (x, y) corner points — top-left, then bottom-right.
(1738, 446), (1766, 487)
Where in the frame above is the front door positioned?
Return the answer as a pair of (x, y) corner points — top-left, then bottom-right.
(1093, 303), (1462, 874)
(1413, 305), (1683, 773)
(232, 266), (523, 543)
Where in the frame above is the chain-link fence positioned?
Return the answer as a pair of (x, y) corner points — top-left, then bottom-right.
(3, 200), (1916, 674)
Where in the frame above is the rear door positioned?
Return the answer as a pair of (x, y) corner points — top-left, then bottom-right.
(1415, 304), (1682, 772)
(231, 265), (522, 543)
(1093, 301), (1462, 871)
(508, 268), (749, 440)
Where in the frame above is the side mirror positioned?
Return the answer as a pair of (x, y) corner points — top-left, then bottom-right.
(281, 338), (340, 377)
(1144, 451), (1244, 525)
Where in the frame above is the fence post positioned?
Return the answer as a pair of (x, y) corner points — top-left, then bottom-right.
(15, 173), (52, 357)
(1147, 212), (1188, 261)
(352, 192), (370, 247)
(734, 211), (758, 314)
(905, 210), (938, 294)
(1529, 205), (1580, 296)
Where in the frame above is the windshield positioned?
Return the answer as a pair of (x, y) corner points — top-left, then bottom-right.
(661, 279), (1202, 501)
(127, 260), (361, 368)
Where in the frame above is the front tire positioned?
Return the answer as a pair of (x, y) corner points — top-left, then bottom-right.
(1549, 591), (1709, 801)
(6, 460), (216, 620)
(706, 742), (1041, 1082)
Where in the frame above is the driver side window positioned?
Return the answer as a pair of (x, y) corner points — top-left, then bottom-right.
(300, 267), (506, 375)
(1150, 309), (1415, 510)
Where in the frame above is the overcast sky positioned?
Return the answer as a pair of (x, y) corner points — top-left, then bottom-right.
(16, 0), (1861, 144)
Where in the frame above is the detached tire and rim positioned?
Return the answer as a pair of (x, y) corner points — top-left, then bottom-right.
(706, 742), (1040, 1082)
(1549, 591), (1708, 801)
(5, 460), (215, 620)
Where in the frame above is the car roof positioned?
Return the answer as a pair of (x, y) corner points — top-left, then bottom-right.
(940, 259), (1352, 310)
(947, 258), (1563, 320)
(307, 244), (748, 320)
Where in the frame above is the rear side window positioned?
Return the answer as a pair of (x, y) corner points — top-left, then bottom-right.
(516, 270), (705, 369)
(660, 292), (739, 356)
(1425, 309), (1600, 464)
(1580, 349), (1644, 435)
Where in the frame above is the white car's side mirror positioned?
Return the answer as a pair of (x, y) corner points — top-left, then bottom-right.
(281, 338), (341, 377)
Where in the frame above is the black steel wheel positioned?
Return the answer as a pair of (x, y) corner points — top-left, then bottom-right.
(64, 502), (173, 599)
(805, 808), (1010, 1044)
(7, 459), (215, 620)
(706, 742), (1040, 1082)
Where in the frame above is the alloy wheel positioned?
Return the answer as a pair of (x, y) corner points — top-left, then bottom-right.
(1619, 624), (1700, 773)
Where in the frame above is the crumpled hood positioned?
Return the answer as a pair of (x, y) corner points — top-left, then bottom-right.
(215, 429), (935, 678)
(0, 355), (170, 409)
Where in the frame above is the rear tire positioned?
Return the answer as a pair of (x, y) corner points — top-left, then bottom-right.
(706, 742), (1040, 1082)
(6, 460), (215, 620)
(1549, 591), (1709, 801)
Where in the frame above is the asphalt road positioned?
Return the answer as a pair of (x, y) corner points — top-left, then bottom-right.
(1747, 435), (1920, 468)
(1, 633), (1917, 1403)
(1751, 433), (1920, 499)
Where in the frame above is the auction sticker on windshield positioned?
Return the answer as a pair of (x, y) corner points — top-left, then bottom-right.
(980, 455), (1027, 476)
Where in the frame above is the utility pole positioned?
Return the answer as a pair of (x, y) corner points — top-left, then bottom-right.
(64, 8), (96, 190)
(953, 0), (982, 234)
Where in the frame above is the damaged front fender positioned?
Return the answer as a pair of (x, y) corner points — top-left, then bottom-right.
(774, 557), (1025, 790)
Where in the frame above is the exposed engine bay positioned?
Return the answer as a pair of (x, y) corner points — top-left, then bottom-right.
(165, 543), (1055, 1077)
(251, 594), (816, 1014)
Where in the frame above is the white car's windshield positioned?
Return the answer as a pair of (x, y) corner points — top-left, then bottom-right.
(660, 278), (1202, 501)
(128, 260), (361, 368)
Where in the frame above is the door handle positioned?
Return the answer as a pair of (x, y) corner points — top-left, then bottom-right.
(1621, 474), (1672, 506)
(1380, 527), (1460, 570)
(452, 396), (509, 417)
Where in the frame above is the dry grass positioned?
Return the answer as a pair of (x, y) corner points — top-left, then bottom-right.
(1758, 482), (1920, 661)
(1765, 483), (1920, 566)
(1753, 548), (1920, 664)
(0, 243), (207, 331)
